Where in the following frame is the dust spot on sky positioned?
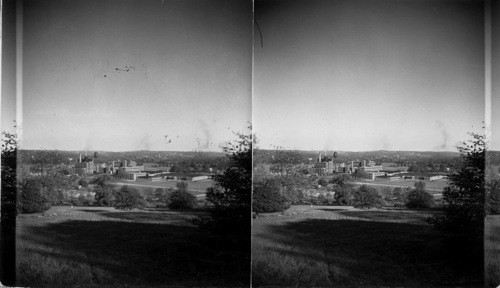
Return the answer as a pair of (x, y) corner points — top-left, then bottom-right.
(434, 121), (449, 150)
(196, 120), (212, 150)
(139, 134), (152, 150)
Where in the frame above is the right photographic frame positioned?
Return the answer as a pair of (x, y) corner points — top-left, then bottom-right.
(252, 0), (490, 287)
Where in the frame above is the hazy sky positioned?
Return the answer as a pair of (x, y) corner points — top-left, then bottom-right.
(21, 0), (251, 151)
(254, 0), (485, 152)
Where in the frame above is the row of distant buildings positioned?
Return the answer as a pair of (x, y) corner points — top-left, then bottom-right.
(72, 153), (210, 181)
(310, 151), (446, 181)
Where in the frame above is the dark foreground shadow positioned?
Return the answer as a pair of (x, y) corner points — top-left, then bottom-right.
(18, 217), (249, 287)
(253, 216), (482, 287)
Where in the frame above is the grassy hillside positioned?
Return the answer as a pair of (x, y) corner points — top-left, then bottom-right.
(486, 215), (500, 288)
(17, 206), (249, 286)
(252, 205), (481, 287)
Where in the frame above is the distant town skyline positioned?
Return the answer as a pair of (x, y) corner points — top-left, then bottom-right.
(254, 0), (486, 152)
(19, 0), (251, 152)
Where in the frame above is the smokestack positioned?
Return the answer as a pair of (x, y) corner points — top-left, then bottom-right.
(79, 153), (81, 163)
(363, 160), (366, 167)
(319, 152), (322, 162)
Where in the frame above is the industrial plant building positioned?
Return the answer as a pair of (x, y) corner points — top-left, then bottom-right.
(310, 152), (410, 180)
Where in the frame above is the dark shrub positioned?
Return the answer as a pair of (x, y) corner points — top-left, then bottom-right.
(113, 186), (145, 210)
(392, 187), (409, 203)
(44, 188), (65, 205)
(275, 174), (308, 205)
(414, 181), (426, 190)
(153, 188), (172, 206)
(318, 194), (335, 205)
(167, 181), (196, 210)
(253, 178), (289, 213)
(167, 189), (197, 210)
(76, 195), (93, 206)
(352, 185), (384, 208)
(18, 178), (51, 213)
(78, 179), (89, 188)
(69, 175), (80, 183)
(318, 178), (328, 187)
(406, 189), (434, 208)
(334, 187), (354, 206)
(94, 185), (115, 206)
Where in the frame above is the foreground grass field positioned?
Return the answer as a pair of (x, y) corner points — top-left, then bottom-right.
(252, 205), (481, 287)
(486, 215), (500, 288)
(17, 206), (249, 287)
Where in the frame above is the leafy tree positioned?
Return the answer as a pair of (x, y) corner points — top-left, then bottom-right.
(330, 173), (352, 187)
(90, 174), (112, 187)
(153, 188), (171, 205)
(76, 195), (93, 206)
(392, 187), (410, 205)
(253, 178), (289, 213)
(318, 178), (328, 187)
(193, 128), (251, 283)
(1, 129), (17, 285)
(94, 185), (115, 206)
(167, 181), (197, 210)
(381, 186), (393, 201)
(78, 178), (89, 188)
(30, 150), (65, 176)
(405, 182), (434, 209)
(113, 186), (146, 210)
(335, 187), (354, 206)
(414, 181), (426, 191)
(429, 133), (485, 238)
(352, 185), (384, 208)
(18, 178), (52, 213)
(427, 133), (484, 278)
(274, 173), (309, 205)
(201, 129), (251, 235)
